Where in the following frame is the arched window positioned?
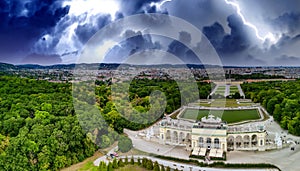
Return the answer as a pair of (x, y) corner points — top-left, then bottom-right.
(207, 138), (212, 148)
(166, 130), (171, 141)
(199, 137), (204, 147)
(214, 138), (220, 149)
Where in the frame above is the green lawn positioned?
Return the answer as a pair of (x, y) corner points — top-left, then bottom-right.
(180, 108), (260, 123)
(216, 86), (226, 89)
(215, 90), (225, 93)
(229, 86), (239, 93)
(199, 99), (254, 107)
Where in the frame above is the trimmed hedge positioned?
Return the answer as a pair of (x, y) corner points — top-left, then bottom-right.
(148, 153), (280, 170)
(99, 155), (281, 171)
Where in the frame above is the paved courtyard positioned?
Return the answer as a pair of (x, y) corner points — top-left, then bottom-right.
(123, 113), (300, 171)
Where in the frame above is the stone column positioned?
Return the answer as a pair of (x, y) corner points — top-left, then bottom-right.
(233, 137), (236, 150)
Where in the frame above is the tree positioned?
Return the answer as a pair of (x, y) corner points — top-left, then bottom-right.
(130, 156), (134, 165)
(166, 166), (171, 171)
(160, 165), (165, 171)
(107, 162), (113, 171)
(142, 158), (147, 168)
(153, 161), (160, 171)
(146, 159), (153, 170)
(118, 136), (132, 153)
(266, 98), (278, 114)
(232, 92), (241, 99)
(112, 158), (118, 169)
(118, 159), (124, 167)
(100, 135), (111, 148)
(137, 157), (141, 165)
(98, 161), (107, 171)
(273, 104), (282, 121)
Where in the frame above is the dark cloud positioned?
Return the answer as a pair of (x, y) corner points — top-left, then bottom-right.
(119, 0), (162, 15)
(203, 14), (253, 55)
(0, 0), (69, 63)
(75, 14), (111, 44)
(269, 12), (300, 36)
(202, 22), (225, 50)
(167, 31), (201, 64)
(273, 55), (300, 66)
(221, 15), (252, 53)
(103, 31), (162, 63)
(21, 53), (62, 65)
(0, 0), (300, 66)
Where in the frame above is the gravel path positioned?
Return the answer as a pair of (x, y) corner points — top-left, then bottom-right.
(237, 84), (245, 98)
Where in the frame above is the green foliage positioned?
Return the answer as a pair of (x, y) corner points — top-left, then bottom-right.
(112, 158), (118, 169)
(118, 136), (132, 153)
(0, 76), (212, 170)
(149, 153), (280, 170)
(242, 80), (300, 135)
(137, 157), (141, 165)
(98, 161), (107, 171)
(107, 162), (113, 171)
(142, 158), (147, 168)
(160, 165), (165, 171)
(146, 159), (153, 170)
(97, 79), (212, 133)
(153, 161), (160, 171)
(130, 156), (134, 165)
(0, 76), (97, 170)
(118, 159), (124, 167)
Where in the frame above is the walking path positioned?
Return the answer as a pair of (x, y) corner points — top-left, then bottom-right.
(237, 84), (245, 98)
(224, 84), (230, 97)
(209, 85), (219, 97)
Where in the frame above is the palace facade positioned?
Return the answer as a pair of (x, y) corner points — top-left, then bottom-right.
(159, 115), (267, 158)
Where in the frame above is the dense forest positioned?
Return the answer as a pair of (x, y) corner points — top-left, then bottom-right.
(242, 80), (300, 136)
(0, 76), (212, 170)
(0, 76), (97, 170)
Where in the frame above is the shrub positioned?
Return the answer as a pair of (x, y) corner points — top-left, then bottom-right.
(118, 135), (133, 153)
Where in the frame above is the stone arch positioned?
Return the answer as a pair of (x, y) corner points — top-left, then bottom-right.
(166, 130), (171, 141)
(199, 137), (204, 147)
(236, 135), (243, 148)
(206, 137), (212, 148)
(179, 132), (185, 143)
(251, 134), (258, 147)
(173, 131), (178, 143)
(227, 135), (234, 150)
(186, 133), (191, 142)
(243, 135), (250, 148)
(214, 138), (220, 149)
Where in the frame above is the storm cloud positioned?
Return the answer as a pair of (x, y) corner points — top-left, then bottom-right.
(1, 0), (300, 66)
(0, 0), (70, 63)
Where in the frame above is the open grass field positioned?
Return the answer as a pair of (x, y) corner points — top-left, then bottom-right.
(180, 108), (260, 123)
(199, 99), (254, 107)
